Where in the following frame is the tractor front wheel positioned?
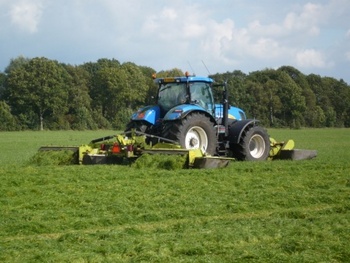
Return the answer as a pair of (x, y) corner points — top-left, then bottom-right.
(162, 113), (217, 155)
(231, 126), (270, 161)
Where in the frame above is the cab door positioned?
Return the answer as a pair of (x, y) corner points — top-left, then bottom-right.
(189, 82), (215, 114)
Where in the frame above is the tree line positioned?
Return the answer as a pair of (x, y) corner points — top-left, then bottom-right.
(0, 56), (349, 131)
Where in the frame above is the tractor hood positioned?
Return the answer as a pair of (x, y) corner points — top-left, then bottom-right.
(163, 104), (212, 121)
(214, 104), (246, 121)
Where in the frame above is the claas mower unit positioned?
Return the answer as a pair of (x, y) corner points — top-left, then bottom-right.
(39, 73), (317, 168)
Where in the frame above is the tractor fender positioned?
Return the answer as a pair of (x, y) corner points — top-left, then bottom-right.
(130, 105), (160, 125)
(228, 119), (260, 144)
(163, 104), (216, 123)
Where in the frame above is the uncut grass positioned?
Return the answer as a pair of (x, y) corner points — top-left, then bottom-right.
(0, 129), (350, 262)
(0, 130), (117, 166)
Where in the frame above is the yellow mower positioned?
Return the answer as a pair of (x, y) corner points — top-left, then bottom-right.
(39, 130), (316, 169)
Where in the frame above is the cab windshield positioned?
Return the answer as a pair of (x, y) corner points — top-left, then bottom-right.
(157, 81), (215, 113)
(157, 83), (187, 112)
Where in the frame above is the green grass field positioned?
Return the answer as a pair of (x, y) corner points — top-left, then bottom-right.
(0, 129), (349, 262)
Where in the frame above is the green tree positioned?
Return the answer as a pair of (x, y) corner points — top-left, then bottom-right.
(93, 66), (126, 121)
(322, 77), (350, 127)
(307, 74), (337, 127)
(307, 74), (350, 127)
(278, 66), (317, 127)
(246, 69), (306, 127)
(120, 62), (149, 109)
(275, 72), (306, 128)
(64, 65), (96, 130)
(83, 58), (121, 126)
(0, 101), (18, 130)
(0, 72), (6, 100)
(139, 65), (158, 105)
(243, 80), (269, 124)
(156, 68), (184, 78)
(6, 57), (70, 130)
(264, 79), (282, 127)
(304, 105), (326, 127)
(92, 62), (149, 129)
(4, 55), (30, 74)
(113, 62), (149, 128)
(245, 69), (282, 126)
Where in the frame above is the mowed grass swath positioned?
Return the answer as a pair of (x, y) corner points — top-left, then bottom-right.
(0, 129), (349, 262)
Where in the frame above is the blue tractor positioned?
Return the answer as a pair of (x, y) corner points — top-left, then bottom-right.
(125, 73), (271, 161)
(38, 72), (317, 166)
(39, 74), (317, 168)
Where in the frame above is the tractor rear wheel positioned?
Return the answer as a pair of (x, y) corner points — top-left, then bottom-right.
(162, 113), (217, 155)
(231, 126), (270, 161)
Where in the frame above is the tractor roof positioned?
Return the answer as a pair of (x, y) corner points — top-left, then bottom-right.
(154, 76), (214, 84)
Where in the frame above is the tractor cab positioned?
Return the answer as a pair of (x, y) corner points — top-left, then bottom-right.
(155, 75), (215, 117)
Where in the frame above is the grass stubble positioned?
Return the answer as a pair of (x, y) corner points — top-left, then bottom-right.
(0, 129), (349, 262)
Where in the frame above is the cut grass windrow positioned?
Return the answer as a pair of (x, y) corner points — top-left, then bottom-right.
(2, 204), (341, 242)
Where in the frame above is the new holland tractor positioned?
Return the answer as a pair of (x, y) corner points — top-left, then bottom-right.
(125, 72), (270, 161)
(39, 72), (317, 168)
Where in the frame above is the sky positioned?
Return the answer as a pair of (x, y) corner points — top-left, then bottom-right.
(1, 0), (350, 83)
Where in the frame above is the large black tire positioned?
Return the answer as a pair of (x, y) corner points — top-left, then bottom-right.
(162, 113), (217, 155)
(230, 126), (270, 161)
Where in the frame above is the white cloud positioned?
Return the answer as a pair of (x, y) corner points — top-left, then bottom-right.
(0, 0), (349, 83)
(248, 20), (285, 37)
(142, 8), (177, 37)
(10, 0), (44, 33)
(209, 0), (350, 72)
(295, 49), (329, 68)
(142, 4), (208, 39)
(161, 7), (178, 21)
(200, 19), (234, 56)
(284, 3), (322, 36)
(243, 1), (331, 39)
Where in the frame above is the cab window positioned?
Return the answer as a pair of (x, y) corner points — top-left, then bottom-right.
(189, 82), (214, 112)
